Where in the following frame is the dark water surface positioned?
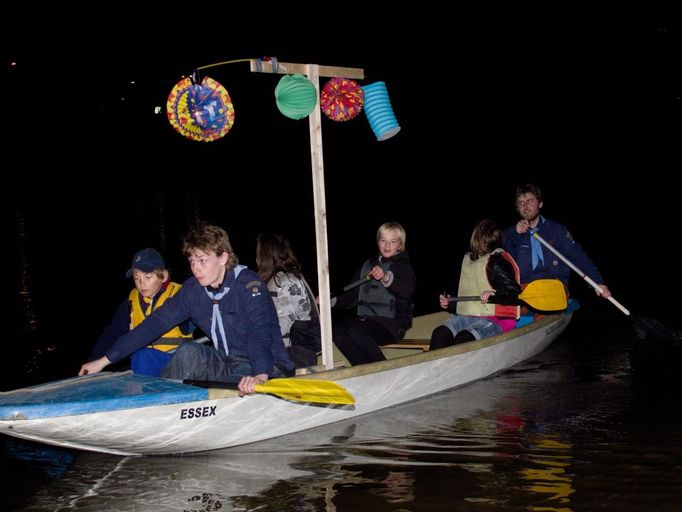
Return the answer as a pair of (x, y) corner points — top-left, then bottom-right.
(2, 315), (681, 512)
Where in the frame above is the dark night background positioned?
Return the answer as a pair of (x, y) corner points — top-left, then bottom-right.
(4, 2), (680, 387)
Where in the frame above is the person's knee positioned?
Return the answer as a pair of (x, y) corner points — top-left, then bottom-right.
(454, 330), (475, 343)
(332, 319), (361, 346)
(173, 341), (198, 357)
(430, 326), (455, 350)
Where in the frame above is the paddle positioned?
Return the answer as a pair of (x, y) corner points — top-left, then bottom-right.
(183, 378), (355, 405)
(532, 232), (678, 343)
(342, 260), (394, 293)
(343, 274), (372, 292)
(446, 278), (567, 312)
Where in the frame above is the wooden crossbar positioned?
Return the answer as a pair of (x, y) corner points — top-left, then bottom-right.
(249, 60), (364, 79)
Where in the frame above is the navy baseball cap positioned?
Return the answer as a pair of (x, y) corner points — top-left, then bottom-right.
(126, 248), (165, 277)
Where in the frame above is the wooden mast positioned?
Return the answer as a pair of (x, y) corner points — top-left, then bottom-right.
(250, 59), (365, 369)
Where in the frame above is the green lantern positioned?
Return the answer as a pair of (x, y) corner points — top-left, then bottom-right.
(274, 74), (318, 120)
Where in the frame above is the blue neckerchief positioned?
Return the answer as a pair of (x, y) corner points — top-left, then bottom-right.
(528, 220), (544, 270)
(203, 265), (247, 355)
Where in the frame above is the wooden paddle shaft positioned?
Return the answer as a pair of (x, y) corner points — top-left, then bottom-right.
(447, 296), (481, 302)
(343, 274), (371, 292)
(532, 232), (630, 315)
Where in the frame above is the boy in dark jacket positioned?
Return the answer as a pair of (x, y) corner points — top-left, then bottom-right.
(332, 222), (416, 365)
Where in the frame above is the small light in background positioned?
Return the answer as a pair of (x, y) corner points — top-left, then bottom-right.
(154, 106), (162, 114)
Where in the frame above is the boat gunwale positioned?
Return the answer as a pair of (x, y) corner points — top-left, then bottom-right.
(0, 313), (570, 407)
(292, 312), (570, 383)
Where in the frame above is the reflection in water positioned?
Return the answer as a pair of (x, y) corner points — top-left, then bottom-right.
(16, 211), (39, 333)
(5, 323), (682, 511)
(158, 193), (168, 257)
(11, 212), (59, 387)
(522, 437), (574, 512)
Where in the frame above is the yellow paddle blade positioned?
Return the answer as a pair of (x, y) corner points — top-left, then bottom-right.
(255, 378), (355, 405)
(519, 279), (568, 311)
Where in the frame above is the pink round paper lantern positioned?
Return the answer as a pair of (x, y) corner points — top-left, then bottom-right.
(320, 77), (365, 122)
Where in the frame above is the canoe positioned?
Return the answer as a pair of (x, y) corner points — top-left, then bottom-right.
(0, 306), (576, 455)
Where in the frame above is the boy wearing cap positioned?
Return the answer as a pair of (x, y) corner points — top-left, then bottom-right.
(87, 248), (193, 376)
(79, 223), (294, 396)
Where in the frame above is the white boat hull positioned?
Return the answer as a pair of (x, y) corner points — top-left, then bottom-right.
(0, 312), (571, 455)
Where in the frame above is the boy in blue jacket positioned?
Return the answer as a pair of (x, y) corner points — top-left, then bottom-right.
(80, 223), (294, 396)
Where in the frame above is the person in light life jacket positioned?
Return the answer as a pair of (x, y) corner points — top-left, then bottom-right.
(87, 248), (194, 376)
(331, 222), (416, 365)
(430, 219), (522, 349)
(79, 222), (294, 397)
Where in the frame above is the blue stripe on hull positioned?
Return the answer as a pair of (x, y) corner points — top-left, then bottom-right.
(0, 372), (208, 420)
